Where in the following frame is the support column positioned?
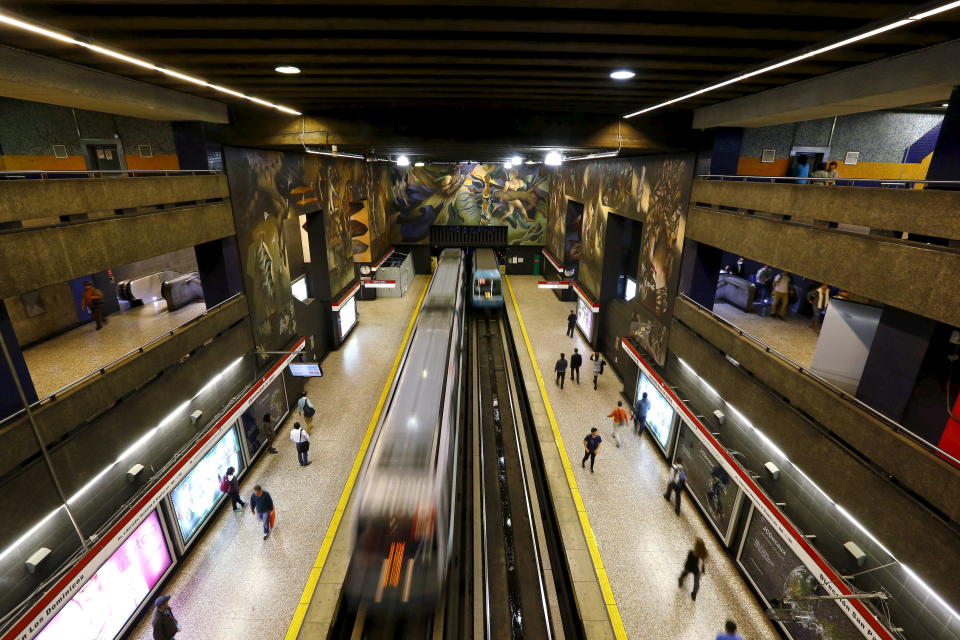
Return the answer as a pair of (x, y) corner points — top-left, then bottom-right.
(0, 300), (37, 417)
(194, 237), (243, 308)
(679, 240), (723, 309)
(925, 86), (960, 188)
(709, 127), (744, 175)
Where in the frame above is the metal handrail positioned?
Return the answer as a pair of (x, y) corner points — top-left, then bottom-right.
(0, 169), (222, 180)
(0, 293), (242, 431)
(697, 173), (960, 188)
(679, 294), (960, 470)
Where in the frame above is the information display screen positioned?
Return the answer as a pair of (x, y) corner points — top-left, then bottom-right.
(338, 295), (358, 340)
(289, 363), (323, 377)
(636, 372), (675, 450)
(738, 509), (865, 640)
(576, 298), (594, 340)
(171, 427), (244, 543)
(674, 421), (738, 539)
(37, 512), (172, 640)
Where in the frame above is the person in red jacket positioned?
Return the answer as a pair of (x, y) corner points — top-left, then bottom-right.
(607, 401), (628, 448)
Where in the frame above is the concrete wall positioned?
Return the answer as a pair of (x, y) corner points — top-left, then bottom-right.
(0, 202), (235, 298)
(3, 282), (80, 347)
(667, 314), (960, 607)
(685, 206), (960, 327)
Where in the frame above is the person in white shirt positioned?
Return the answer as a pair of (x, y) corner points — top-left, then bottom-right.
(289, 422), (311, 466)
(771, 271), (792, 318)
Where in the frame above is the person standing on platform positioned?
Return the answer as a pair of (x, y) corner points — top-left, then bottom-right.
(554, 353), (568, 389)
(607, 401), (628, 448)
(808, 283), (831, 331)
(566, 310), (576, 337)
(663, 456), (686, 515)
(151, 594), (179, 640)
(826, 161), (840, 186)
(250, 485), (275, 539)
(220, 466), (245, 510)
(296, 391), (315, 429)
(755, 264), (774, 303)
(716, 620), (743, 640)
(633, 392), (651, 436)
(590, 352), (604, 390)
(80, 280), (105, 331)
(260, 413), (278, 454)
(570, 348), (582, 384)
(771, 271), (792, 318)
(581, 427), (602, 472)
(290, 422), (311, 466)
(678, 537), (709, 601)
(732, 256), (746, 278)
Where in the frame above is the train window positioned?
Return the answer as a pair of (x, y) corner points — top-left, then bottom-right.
(492, 280), (501, 295)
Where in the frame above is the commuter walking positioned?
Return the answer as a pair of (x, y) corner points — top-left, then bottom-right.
(290, 422), (311, 466)
(219, 466), (245, 510)
(732, 256), (746, 278)
(755, 264), (774, 303)
(151, 594), (179, 640)
(716, 620), (743, 640)
(260, 413), (278, 454)
(80, 280), (106, 331)
(566, 310), (576, 337)
(792, 155), (811, 184)
(678, 537), (709, 601)
(581, 427), (602, 472)
(633, 392), (651, 436)
(296, 391), (316, 428)
(663, 457), (686, 515)
(570, 348), (582, 384)
(554, 353), (568, 388)
(590, 352), (604, 390)
(771, 271), (792, 318)
(808, 283), (830, 331)
(607, 401), (628, 448)
(250, 485), (275, 540)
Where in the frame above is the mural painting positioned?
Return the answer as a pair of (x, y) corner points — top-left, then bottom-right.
(545, 167), (565, 260)
(359, 162), (390, 263)
(557, 155), (694, 364)
(386, 163), (551, 245)
(319, 158), (365, 296)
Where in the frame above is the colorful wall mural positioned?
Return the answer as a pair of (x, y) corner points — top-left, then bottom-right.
(360, 162), (391, 263)
(318, 157), (365, 295)
(385, 163), (551, 245)
(548, 155), (694, 364)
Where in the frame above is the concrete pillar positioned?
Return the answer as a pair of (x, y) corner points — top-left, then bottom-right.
(926, 86), (960, 187)
(172, 122), (210, 170)
(194, 236), (243, 308)
(709, 127), (744, 176)
(0, 300), (37, 417)
(679, 240), (723, 309)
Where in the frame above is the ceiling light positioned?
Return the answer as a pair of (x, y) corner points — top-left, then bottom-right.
(565, 150), (620, 162)
(623, 1), (960, 118)
(610, 69), (636, 80)
(504, 161), (513, 169)
(414, 161), (425, 167)
(0, 11), (302, 116)
(396, 155), (410, 167)
(545, 151), (563, 166)
(275, 65), (301, 74)
(510, 155), (522, 165)
(943, 103), (950, 108)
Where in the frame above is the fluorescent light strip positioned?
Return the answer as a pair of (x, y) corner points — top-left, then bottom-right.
(902, 563), (960, 621)
(623, 2), (959, 118)
(0, 12), (301, 116)
(565, 150), (620, 162)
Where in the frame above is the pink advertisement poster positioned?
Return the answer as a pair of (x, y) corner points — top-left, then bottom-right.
(37, 511), (172, 640)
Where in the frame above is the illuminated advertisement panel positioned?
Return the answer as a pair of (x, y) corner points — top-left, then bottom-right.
(338, 294), (358, 341)
(636, 371), (675, 452)
(170, 427), (244, 544)
(36, 511), (172, 640)
(576, 298), (594, 341)
(674, 420), (741, 541)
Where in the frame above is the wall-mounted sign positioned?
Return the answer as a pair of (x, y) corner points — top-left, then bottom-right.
(289, 363), (323, 377)
(761, 149), (776, 163)
(844, 151), (860, 165)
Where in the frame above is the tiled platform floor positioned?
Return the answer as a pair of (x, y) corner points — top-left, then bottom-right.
(509, 276), (779, 640)
(22, 299), (206, 398)
(127, 277), (428, 640)
(712, 301), (819, 367)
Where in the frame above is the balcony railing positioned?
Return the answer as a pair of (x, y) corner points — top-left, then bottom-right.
(0, 169), (221, 180)
(698, 173), (960, 189)
(679, 293), (960, 471)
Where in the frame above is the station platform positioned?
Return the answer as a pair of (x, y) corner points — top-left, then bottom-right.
(506, 276), (779, 640)
(127, 277), (428, 640)
(712, 301), (817, 367)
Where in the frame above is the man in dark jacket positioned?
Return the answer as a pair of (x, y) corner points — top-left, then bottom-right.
(554, 353), (568, 389)
(250, 485), (275, 540)
(566, 310), (576, 337)
(152, 594), (179, 640)
(569, 348), (583, 384)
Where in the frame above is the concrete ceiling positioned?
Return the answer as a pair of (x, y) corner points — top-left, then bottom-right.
(0, 0), (957, 119)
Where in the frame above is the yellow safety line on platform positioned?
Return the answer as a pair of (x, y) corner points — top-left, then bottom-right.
(504, 276), (627, 640)
(284, 278), (431, 640)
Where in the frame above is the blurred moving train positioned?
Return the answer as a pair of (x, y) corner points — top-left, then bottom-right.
(471, 248), (503, 309)
(346, 248), (466, 611)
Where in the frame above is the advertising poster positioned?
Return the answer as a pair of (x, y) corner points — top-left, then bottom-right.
(36, 512), (172, 640)
(170, 427), (244, 544)
(636, 372), (675, 451)
(576, 298), (594, 341)
(240, 375), (288, 455)
(338, 295), (358, 340)
(738, 508), (866, 640)
(675, 421), (739, 539)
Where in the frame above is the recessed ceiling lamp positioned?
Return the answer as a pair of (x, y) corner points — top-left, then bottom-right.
(610, 69), (636, 80)
(275, 65), (300, 74)
(414, 161), (425, 167)
(0, 11), (302, 115)
(544, 151), (563, 166)
(504, 161), (513, 169)
(396, 155), (410, 167)
(943, 103), (950, 107)
(510, 155), (522, 165)
(623, 0), (960, 118)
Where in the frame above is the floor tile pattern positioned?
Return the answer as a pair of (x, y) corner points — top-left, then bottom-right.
(712, 302), (819, 367)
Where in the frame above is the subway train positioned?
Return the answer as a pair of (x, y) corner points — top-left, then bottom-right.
(470, 247), (504, 309)
(345, 248), (466, 611)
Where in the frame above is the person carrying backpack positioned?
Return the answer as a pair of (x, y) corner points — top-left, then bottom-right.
(296, 391), (316, 428)
(663, 457), (686, 515)
(219, 466), (244, 510)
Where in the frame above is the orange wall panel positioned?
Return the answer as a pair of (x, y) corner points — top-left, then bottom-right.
(0, 155), (86, 171)
(736, 157), (789, 177)
(126, 154), (180, 171)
